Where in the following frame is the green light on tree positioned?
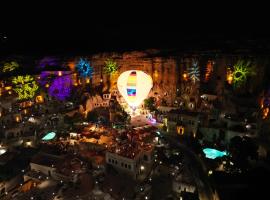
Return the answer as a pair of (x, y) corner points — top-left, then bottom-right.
(2, 61), (19, 72)
(104, 59), (118, 74)
(232, 60), (255, 88)
(12, 75), (39, 100)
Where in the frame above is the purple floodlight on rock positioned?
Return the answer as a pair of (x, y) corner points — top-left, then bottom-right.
(39, 71), (52, 86)
(38, 57), (58, 69)
(48, 75), (72, 100)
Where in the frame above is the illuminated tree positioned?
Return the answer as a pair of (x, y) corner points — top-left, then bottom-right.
(144, 97), (156, 112)
(12, 75), (39, 100)
(188, 59), (200, 83)
(104, 59), (118, 74)
(232, 60), (255, 88)
(2, 61), (19, 72)
(76, 58), (93, 78)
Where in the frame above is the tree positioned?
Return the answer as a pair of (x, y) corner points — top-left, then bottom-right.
(76, 58), (93, 78)
(87, 110), (98, 122)
(144, 97), (156, 112)
(229, 136), (258, 169)
(104, 59), (118, 74)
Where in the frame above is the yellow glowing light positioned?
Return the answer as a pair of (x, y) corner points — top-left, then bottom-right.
(177, 126), (184, 135)
(164, 117), (168, 126)
(58, 71), (62, 76)
(183, 72), (188, 81)
(45, 84), (50, 88)
(8, 91), (12, 94)
(26, 141), (32, 147)
(227, 75), (233, 84)
(227, 67), (233, 84)
(117, 70), (153, 108)
(23, 109), (27, 114)
(35, 95), (44, 103)
(5, 86), (12, 90)
(261, 100), (264, 109)
(15, 116), (20, 122)
(86, 78), (90, 83)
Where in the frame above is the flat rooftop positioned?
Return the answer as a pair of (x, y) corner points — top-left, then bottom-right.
(31, 153), (64, 167)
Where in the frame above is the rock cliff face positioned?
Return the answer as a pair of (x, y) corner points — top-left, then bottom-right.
(81, 50), (179, 106)
(66, 49), (267, 108)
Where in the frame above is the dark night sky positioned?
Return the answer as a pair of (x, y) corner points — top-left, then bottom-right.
(1, 3), (270, 55)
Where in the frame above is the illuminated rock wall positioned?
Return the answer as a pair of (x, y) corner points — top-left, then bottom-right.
(89, 50), (179, 106)
(65, 50), (267, 108)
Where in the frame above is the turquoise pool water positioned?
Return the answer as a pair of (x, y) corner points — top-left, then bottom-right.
(42, 132), (56, 141)
(203, 148), (228, 159)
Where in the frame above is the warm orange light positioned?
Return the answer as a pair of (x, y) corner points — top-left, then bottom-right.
(263, 107), (269, 119)
(35, 95), (44, 103)
(260, 98), (264, 109)
(68, 61), (76, 71)
(58, 71), (62, 76)
(205, 60), (213, 82)
(227, 75), (233, 84)
(177, 126), (184, 135)
(227, 67), (233, 84)
(8, 91), (12, 94)
(23, 109), (27, 114)
(86, 78), (90, 83)
(15, 116), (20, 122)
(183, 73), (188, 81)
(153, 70), (158, 81)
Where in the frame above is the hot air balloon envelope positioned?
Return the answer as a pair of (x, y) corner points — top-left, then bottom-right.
(117, 70), (153, 108)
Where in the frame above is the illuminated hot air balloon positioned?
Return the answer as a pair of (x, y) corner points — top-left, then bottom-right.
(117, 70), (153, 109)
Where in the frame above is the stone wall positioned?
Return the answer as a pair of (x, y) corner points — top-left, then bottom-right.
(63, 50), (267, 107)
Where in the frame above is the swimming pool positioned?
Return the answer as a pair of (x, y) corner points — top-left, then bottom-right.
(42, 132), (56, 141)
(203, 148), (228, 159)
